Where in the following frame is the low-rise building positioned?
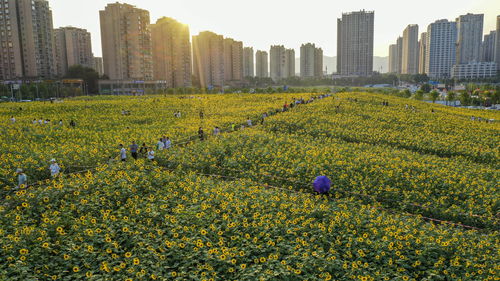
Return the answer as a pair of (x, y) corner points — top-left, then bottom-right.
(451, 62), (497, 79)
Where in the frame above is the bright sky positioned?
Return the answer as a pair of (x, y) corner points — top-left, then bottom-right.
(51, 0), (499, 57)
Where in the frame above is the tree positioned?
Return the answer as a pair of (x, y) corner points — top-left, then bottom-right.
(446, 92), (456, 103)
(413, 90), (424, 101)
(429, 90), (440, 103)
(400, 89), (412, 98)
(65, 65), (100, 94)
(492, 89), (500, 105)
(420, 83), (431, 93)
(459, 92), (471, 106)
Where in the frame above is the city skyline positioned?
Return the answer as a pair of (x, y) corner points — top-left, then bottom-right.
(49, 0), (499, 58)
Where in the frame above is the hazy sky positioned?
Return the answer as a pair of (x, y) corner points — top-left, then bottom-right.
(51, 0), (499, 57)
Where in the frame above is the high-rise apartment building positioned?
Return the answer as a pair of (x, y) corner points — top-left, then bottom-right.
(300, 43), (315, 78)
(396, 37), (403, 74)
(0, 0), (23, 79)
(99, 3), (153, 80)
(455, 13), (484, 64)
(402, 24), (419, 74)
(0, 0), (56, 80)
(314, 47), (323, 77)
(192, 31), (225, 88)
(223, 38), (243, 81)
(388, 44), (398, 73)
(285, 49), (295, 77)
(481, 31), (496, 62)
(255, 50), (268, 78)
(270, 45), (295, 81)
(418, 32), (427, 74)
(337, 10), (374, 76)
(151, 17), (192, 88)
(300, 43), (323, 78)
(34, 0), (56, 79)
(54, 27), (93, 77)
(495, 16), (500, 70)
(93, 57), (104, 77)
(425, 19), (457, 79)
(243, 47), (254, 78)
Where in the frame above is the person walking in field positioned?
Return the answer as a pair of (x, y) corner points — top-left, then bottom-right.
(130, 141), (139, 160)
(139, 143), (148, 158)
(164, 137), (172, 149)
(147, 148), (155, 161)
(213, 126), (221, 136)
(119, 144), (127, 161)
(49, 159), (61, 178)
(16, 168), (27, 189)
(247, 118), (253, 127)
(157, 138), (165, 150)
(10, 116), (16, 123)
(198, 127), (205, 141)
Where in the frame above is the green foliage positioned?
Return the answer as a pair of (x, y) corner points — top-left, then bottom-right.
(446, 92), (456, 102)
(400, 89), (412, 98)
(65, 65), (100, 94)
(420, 84), (432, 93)
(459, 92), (472, 106)
(429, 90), (440, 103)
(413, 90), (424, 100)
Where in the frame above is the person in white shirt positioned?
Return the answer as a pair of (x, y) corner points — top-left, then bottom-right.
(247, 118), (252, 127)
(38, 118), (43, 124)
(16, 168), (27, 189)
(119, 144), (127, 161)
(49, 159), (61, 177)
(10, 116), (16, 123)
(213, 127), (220, 136)
(164, 137), (172, 149)
(147, 149), (155, 161)
(157, 138), (165, 150)
(32, 119), (37, 124)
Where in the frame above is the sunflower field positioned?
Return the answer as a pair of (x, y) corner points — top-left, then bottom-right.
(0, 93), (313, 188)
(0, 92), (498, 280)
(161, 93), (499, 229)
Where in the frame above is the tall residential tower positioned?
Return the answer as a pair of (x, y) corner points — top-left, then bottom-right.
(425, 19), (457, 79)
(99, 3), (153, 80)
(192, 31), (225, 88)
(243, 47), (254, 77)
(270, 45), (294, 81)
(223, 38), (243, 82)
(54, 27), (94, 77)
(255, 50), (268, 78)
(300, 43), (323, 78)
(151, 17), (192, 88)
(0, 0), (56, 80)
(401, 24), (419, 74)
(455, 13), (484, 64)
(336, 10), (374, 76)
